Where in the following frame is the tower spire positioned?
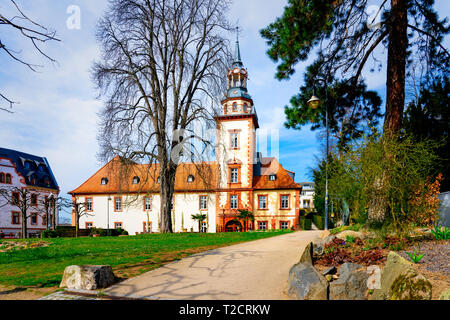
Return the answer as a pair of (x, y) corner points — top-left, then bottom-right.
(233, 27), (243, 68)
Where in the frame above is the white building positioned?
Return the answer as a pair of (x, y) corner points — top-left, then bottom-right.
(0, 148), (59, 238)
(69, 37), (303, 235)
(298, 182), (315, 210)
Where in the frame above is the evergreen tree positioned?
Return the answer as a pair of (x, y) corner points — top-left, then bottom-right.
(261, 0), (449, 136)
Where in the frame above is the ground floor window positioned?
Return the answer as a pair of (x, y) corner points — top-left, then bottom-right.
(11, 212), (20, 225)
(85, 222), (93, 229)
(230, 194), (238, 209)
(143, 221), (152, 233)
(201, 222), (207, 233)
(280, 221), (289, 230)
(114, 222), (123, 229)
(31, 213), (38, 225)
(258, 221), (267, 231)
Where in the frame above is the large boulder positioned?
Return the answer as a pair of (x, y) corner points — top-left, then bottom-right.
(329, 263), (368, 300)
(287, 262), (329, 300)
(60, 265), (116, 290)
(369, 252), (432, 300)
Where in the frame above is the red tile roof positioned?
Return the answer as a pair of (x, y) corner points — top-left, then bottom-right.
(69, 156), (300, 195)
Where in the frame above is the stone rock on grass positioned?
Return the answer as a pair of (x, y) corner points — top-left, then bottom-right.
(439, 288), (450, 300)
(369, 252), (432, 300)
(335, 230), (366, 241)
(287, 262), (329, 300)
(329, 263), (368, 300)
(60, 265), (116, 290)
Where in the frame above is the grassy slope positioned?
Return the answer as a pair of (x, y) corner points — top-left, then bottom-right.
(0, 231), (291, 287)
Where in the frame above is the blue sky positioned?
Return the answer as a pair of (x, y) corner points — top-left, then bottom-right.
(0, 0), (448, 221)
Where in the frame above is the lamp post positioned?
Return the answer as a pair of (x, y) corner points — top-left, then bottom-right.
(107, 196), (111, 236)
(307, 78), (329, 230)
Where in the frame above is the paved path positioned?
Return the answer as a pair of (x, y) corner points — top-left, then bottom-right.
(104, 230), (323, 300)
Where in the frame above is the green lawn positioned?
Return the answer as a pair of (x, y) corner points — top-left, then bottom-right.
(0, 230), (291, 287)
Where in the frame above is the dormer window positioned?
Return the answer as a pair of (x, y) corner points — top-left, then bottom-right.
(269, 174), (277, 181)
(24, 161), (31, 169)
(187, 175), (195, 183)
(101, 177), (109, 185)
(132, 176), (140, 184)
(5, 174), (11, 184)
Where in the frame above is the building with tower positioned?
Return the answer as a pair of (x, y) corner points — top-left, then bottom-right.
(69, 36), (302, 234)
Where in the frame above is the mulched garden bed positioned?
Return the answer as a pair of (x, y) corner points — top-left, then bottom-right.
(313, 237), (390, 267)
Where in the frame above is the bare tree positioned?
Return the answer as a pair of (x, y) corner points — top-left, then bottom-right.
(0, 0), (60, 112)
(92, 0), (232, 233)
(71, 199), (92, 237)
(0, 186), (50, 238)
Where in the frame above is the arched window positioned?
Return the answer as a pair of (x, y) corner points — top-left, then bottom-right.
(0, 173), (4, 183)
(101, 177), (109, 185)
(232, 103), (237, 112)
(5, 174), (11, 184)
(187, 175), (195, 183)
(243, 103), (248, 113)
(132, 176), (140, 184)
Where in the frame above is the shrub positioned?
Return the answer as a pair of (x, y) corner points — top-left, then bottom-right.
(312, 214), (324, 230)
(316, 131), (441, 234)
(299, 217), (312, 230)
(41, 230), (58, 238)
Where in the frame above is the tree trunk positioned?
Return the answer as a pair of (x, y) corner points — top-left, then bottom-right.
(384, 0), (408, 135)
(21, 210), (27, 239)
(159, 159), (177, 233)
(368, 0), (408, 224)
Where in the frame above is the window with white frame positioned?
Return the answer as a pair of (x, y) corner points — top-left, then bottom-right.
(230, 194), (238, 209)
(86, 198), (93, 211)
(199, 195), (207, 210)
(258, 221), (267, 230)
(230, 168), (238, 183)
(85, 222), (93, 229)
(201, 222), (207, 233)
(144, 197), (151, 210)
(281, 195), (289, 209)
(258, 195), (267, 209)
(230, 133), (238, 148)
(115, 222), (123, 229)
(280, 221), (289, 229)
(115, 197), (122, 211)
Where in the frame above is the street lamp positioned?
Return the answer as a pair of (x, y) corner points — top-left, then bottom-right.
(107, 196), (111, 236)
(307, 78), (329, 230)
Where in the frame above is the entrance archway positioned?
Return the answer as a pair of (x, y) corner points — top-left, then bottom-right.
(225, 220), (242, 232)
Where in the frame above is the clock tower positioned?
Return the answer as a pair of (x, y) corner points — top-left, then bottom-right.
(214, 34), (259, 231)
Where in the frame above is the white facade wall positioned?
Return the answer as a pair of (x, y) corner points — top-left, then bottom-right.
(0, 158), (58, 238)
(76, 192), (216, 235)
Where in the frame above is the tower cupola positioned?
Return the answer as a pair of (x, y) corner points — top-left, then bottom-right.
(222, 30), (254, 116)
